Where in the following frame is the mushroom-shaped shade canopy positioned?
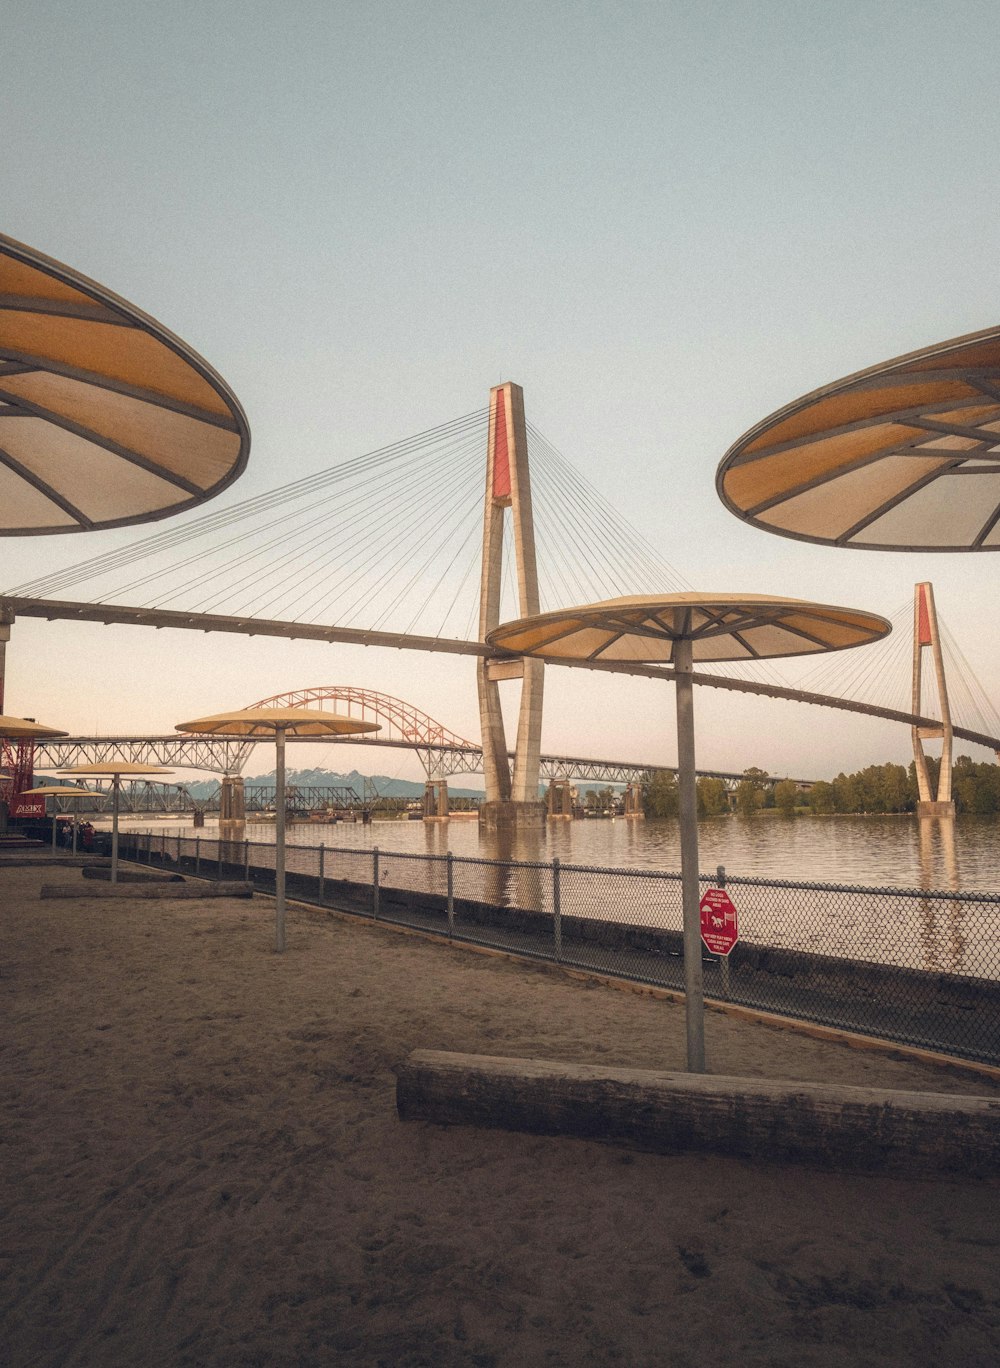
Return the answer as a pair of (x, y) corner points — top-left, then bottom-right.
(717, 324), (1000, 551)
(20, 785), (104, 798)
(0, 714), (67, 738)
(58, 762), (174, 778)
(486, 593), (890, 665)
(175, 706), (381, 738)
(0, 232), (250, 535)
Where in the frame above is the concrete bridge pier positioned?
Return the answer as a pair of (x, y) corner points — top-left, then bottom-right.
(219, 774), (246, 840)
(546, 779), (573, 820)
(423, 779), (449, 822)
(624, 782), (644, 818)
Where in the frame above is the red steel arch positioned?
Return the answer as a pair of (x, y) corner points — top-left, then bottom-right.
(248, 686), (477, 750)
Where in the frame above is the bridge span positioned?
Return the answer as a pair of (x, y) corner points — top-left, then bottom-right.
(32, 732), (795, 791)
(6, 595), (1000, 759)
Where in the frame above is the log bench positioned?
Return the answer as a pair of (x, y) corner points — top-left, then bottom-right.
(81, 867), (184, 883)
(40, 881), (255, 900)
(396, 1049), (1000, 1176)
(0, 855), (110, 868)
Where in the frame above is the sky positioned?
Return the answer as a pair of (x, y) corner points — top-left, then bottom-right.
(3, 0), (1000, 785)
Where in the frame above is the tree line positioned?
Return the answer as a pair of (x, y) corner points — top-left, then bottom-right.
(641, 757), (1000, 818)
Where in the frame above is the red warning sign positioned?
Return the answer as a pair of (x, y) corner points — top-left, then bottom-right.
(699, 887), (739, 957)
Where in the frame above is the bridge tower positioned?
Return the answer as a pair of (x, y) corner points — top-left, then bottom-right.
(912, 582), (955, 818)
(478, 382), (546, 831)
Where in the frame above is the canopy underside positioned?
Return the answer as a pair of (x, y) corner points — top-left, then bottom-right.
(486, 594), (890, 665)
(717, 326), (1000, 550)
(0, 233), (249, 534)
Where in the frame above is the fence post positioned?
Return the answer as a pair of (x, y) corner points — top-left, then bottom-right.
(373, 847), (380, 920)
(553, 857), (562, 963)
(716, 864), (731, 1000)
(319, 843), (325, 906)
(447, 852), (454, 937)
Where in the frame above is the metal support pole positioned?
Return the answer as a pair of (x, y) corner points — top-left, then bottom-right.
(373, 847), (380, 920)
(275, 727), (287, 953)
(51, 805), (57, 852)
(195, 836), (201, 877)
(111, 775), (121, 884)
(552, 856), (562, 963)
(318, 843), (325, 906)
(244, 838), (250, 881)
(446, 852), (454, 937)
(674, 636), (705, 1072)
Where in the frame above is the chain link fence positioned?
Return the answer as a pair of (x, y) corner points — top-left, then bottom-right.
(119, 830), (1000, 1066)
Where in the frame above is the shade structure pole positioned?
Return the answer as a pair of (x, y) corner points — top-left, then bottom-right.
(111, 776), (120, 883)
(674, 634), (705, 1073)
(275, 725), (287, 953)
(51, 802), (57, 852)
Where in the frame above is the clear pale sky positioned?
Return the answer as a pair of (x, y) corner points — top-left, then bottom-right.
(3, 1), (999, 784)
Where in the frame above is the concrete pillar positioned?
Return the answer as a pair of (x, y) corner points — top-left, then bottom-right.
(219, 774), (246, 840)
(912, 582), (954, 816)
(477, 382), (546, 832)
(423, 779), (449, 822)
(546, 779), (573, 820)
(624, 782), (645, 818)
(219, 775), (246, 820)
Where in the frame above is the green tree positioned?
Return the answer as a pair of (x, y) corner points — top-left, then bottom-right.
(642, 771), (679, 818)
(807, 780), (835, 814)
(831, 772), (857, 813)
(734, 767), (768, 817)
(773, 779), (798, 814)
(879, 763), (911, 813)
(696, 777), (729, 817)
(734, 779), (760, 817)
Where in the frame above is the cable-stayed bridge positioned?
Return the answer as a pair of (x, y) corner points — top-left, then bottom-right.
(4, 386), (1000, 821)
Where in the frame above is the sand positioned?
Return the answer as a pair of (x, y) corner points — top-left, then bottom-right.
(2, 862), (1000, 1367)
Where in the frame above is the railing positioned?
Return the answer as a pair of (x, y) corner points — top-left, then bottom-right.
(119, 831), (1000, 1068)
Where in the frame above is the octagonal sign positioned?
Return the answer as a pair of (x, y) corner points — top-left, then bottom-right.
(700, 887), (739, 956)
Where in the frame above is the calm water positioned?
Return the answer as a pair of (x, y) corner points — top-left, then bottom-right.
(115, 811), (1000, 893)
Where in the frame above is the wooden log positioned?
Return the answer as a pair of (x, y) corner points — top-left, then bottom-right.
(81, 867), (184, 883)
(40, 881), (254, 900)
(396, 1050), (1000, 1176)
(0, 855), (110, 868)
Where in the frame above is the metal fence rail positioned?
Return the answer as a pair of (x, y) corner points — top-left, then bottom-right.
(119, 831), (1000, 1067)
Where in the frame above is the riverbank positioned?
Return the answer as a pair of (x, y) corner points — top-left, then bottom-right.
(4, 861), (999, 1366)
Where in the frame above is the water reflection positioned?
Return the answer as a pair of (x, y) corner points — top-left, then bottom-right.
(917, 815), (965, 973)
(115, 810), (1000, 891)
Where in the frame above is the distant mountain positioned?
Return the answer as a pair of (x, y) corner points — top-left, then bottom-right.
(181, 768), (622, 803)
(183, 768), (485, 801)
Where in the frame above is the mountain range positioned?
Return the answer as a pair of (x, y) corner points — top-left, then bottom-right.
(184, 767), (486, 801)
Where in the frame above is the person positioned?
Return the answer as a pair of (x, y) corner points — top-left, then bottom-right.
(81, 822), (94, 851)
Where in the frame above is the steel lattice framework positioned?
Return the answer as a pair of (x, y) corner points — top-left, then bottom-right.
(34, 734), (255, 774)
(31, 731), (796, 790)
(250, 687), (477, 749)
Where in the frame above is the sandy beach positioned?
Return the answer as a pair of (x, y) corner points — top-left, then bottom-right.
(3, 862), (999, 1367)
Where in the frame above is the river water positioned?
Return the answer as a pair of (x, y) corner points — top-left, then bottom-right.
(116, 810), (1000, 893)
